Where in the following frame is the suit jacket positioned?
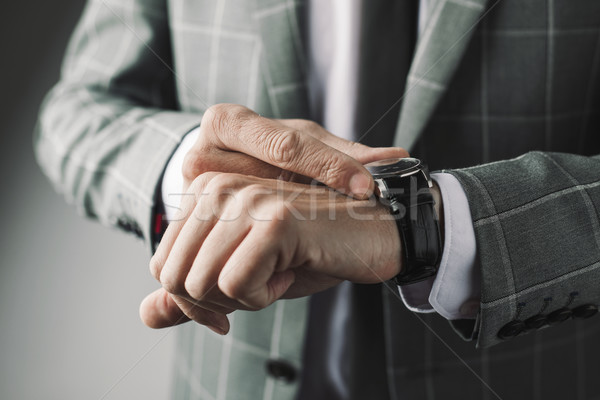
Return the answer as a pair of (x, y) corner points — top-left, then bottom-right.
(35, 0), (600, 398)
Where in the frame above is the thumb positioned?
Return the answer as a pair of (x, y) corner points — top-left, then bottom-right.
(139, 288), (190, 329)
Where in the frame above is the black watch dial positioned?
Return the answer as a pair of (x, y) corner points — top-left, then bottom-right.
(364, 157), (421, 178)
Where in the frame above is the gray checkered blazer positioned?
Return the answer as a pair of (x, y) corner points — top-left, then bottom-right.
(35, 0), (600, 398)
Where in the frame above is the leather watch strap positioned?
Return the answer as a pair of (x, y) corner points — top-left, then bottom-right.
(384, 174), (442, 285)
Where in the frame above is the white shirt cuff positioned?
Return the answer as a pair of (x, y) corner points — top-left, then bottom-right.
(397, 172), (481, 320)
(161, 127), (200, 223)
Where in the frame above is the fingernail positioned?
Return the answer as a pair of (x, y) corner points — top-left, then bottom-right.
(207, 325), (228, 335)
(207, 315), (229, 335)
(349, 173), (372, 198)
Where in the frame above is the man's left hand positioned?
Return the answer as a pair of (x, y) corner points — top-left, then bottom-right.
(140, 172), (401, 333)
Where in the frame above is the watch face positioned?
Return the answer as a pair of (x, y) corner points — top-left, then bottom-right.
(364, 157), (421, 178)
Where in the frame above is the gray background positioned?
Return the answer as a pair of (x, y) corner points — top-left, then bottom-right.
(0, 1), (175, 399)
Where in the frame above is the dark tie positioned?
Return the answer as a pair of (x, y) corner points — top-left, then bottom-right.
(354, 0), (417, 148)
(346, 1), (419, 398)
(298, 2), (418, 399)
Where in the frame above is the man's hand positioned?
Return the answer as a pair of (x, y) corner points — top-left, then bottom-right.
(141, 104), (408, 331)
(180, 104), (408, 194)
(141, 173), (401, 334)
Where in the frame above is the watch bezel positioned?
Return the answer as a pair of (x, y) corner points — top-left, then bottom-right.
(364, 157), (423, 179)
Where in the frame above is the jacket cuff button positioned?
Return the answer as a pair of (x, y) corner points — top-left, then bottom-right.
(572, 304), (598, 319)
(547, 307), (572, 325)
(498, 320), (526, 339)
(265, 359), (297, 383)
(524, 314), (547, 330)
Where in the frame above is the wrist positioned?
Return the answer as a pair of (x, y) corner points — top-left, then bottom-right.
(374, 201), (403, 278)
(364, 158), (442, 285)
(162, 128), (200, 223)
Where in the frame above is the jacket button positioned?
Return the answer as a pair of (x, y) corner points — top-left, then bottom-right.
(572, 304), (598, 319)
(525, 314), (547, 330)
(131, 224), (143, 238)
(547, 307), (572, 325)
(117, 218), (132, 232)
(266, 359), (296, 383)
(498, 320), (526, 339)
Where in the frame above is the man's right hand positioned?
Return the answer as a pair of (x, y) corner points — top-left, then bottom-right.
(141, 103), (408, 330)
(180, 103), (408, 195)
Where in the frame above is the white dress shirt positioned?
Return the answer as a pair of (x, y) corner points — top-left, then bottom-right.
(161, 0), (480, 320)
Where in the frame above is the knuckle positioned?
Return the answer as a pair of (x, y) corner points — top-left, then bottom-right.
(203, 104), (252, 138)
(317, 156), (346, 186)
(202, 104), (228, 134)
(238, 183), (269, 203)
(184, 278), (207, 301)
(341, 140), (369, 160)
(189, 171), (219, 193)
(205, 173), (241, 195)
(219, 277), (245, 300)
(348, 140), (366, 151)
(219, 268), (270, 310)
(149, 255), (164, 280)
(246, 294), (270, 310)
(187, 174), (206, 193)
(266, 129), (301, 165)
(181, 149), (206, 182)
(160, 273), (185, 296)
(200, 174), (243, 218)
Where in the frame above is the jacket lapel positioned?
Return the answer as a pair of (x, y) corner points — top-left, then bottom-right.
(254, 0), (310, 118)
(394, 0), (490, 150)
(252, 0), (491, 144)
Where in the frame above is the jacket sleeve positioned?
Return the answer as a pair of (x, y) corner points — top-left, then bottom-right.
(447, 151), (600, 348)
(34, 0), (202, 247)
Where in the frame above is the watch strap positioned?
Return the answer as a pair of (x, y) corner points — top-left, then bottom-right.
(383, 174), (442, 285)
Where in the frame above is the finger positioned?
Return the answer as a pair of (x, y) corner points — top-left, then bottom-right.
(203, 104), (375, 199)
(171, 294), (231, 335)
(352, 147), (410, 165)
(150, 172), (220, 281)
(158, 198), (218, 296)
(181, 288), (252, 314)
(279, 119), (409, 164)
(139, 288), (190, 329)
(160, 173), (252, 297)
(218, 224), (296, 309)
(184, 215), (251, 303)
(140, 287), (234, 327)
(182, 147), (284, 190)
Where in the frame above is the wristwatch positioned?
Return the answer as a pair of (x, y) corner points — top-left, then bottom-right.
(364, 157), (442, 286)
